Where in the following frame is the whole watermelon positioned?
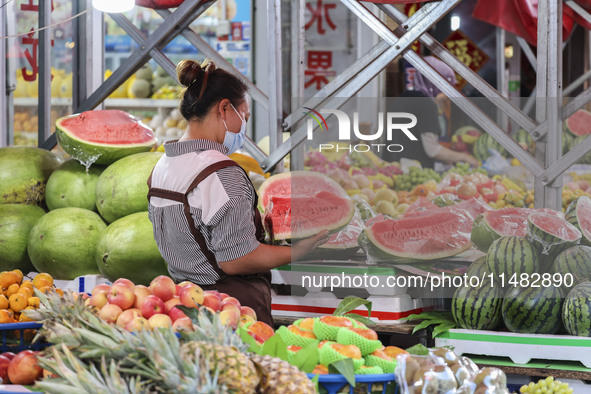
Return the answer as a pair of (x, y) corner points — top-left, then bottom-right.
(95, 152), (162, 223)
(95, 212), (168, 286)
(465, 256), (488, 278)
(0, 147), (60, 205)
(45, 159), (105, 211)
(0, 204), (46, 272)
(562, 281), (591, 336)
(502, 285), (564, 334)
(486, 236), (539, 278)
(27, 207), (106, 279)
(512, 129), (534, 152)
(473, 133), (507, 162)
(571, 136), (591, 164)
(552, 245), (591, 287)
(452, 284), (503, 330)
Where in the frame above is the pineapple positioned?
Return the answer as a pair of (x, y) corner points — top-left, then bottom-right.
(250, 354), (316, 394)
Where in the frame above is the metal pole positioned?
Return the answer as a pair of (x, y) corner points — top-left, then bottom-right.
(5, 1), (15, 147)
(563, 69), (591, 96)
(516, 37), (537, 72)
(38, 0), (52, 148)
(496, 27), (508, 131)
(0, 2), (7, 147)
(266, 0), (283, 172)
(290, 0), (305, 171)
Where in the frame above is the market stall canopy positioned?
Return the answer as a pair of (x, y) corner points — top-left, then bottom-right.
(473, 0), (591, 47)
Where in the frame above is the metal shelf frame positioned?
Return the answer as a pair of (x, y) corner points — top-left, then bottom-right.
(2, 0), (591, 209)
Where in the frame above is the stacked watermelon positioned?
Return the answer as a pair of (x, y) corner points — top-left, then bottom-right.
(456, 206), (591, 336)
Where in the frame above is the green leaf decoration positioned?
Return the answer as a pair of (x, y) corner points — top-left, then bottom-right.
(311, 374), (320, 394)
(344, 312), (375, 327)
(292, 342), (320, 373)
(333, 296), (372, 317)
(399, 311), (454, 322)
(261, 333), (289, 362)
(411, 319), (438, 334)
(432, 322), (457, 338)
(236, 325), (262, 354)
(175, 305), (201, 323)
(405, 343), (429, 355)
(328, 358), (356, 387)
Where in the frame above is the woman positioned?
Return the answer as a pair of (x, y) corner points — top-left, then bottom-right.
(147, 59), (328, 325)
(384, 56), (479, 168)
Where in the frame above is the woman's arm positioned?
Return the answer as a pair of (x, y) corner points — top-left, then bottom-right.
(218, 231), (329, 275)
(422, 132), (479, 167)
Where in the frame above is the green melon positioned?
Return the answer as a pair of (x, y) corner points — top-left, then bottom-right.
(95, 212), (168, 286)
(512, 129), (534, 152)
(27, 207), (106, 279)
(0, 147), (60, 205)
(56, 110), (156, 166)
(465, 256), (488, 278)
(95, 152), (163, 223)
(0, 204), (46, 272)
(486, 236), (539, 278)
(562, 281), (591, 336)
(502, 285), (564, 334)
(470, 208), (530, 252)
(565, 196), (591, 246)
(527, 212), (582, 256)
(570, 136), (591, 164)
(473, 133), (507, 161)
(45, 159), (105, 211)
(552, 245), (591, 288)
(452, 284), (503, 330)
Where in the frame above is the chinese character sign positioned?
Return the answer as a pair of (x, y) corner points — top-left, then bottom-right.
(442, 30), (489, 89)
(19, 0), (55, 82)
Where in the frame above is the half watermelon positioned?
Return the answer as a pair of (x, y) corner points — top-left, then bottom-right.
(566, 196), (591, 246)
(301, 211), (363, 260)
(565, 109), (591, 137)
(56, 110), (157, 165)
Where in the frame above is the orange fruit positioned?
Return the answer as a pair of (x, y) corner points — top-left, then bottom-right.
(21, 280), (33, 289)
(27, 297), (40, 308)
(0, 295), (8, 310)
(9, 293), (27, 312)
(33, 273), (53, 289)
(19, 307), (35, 322)
(11, 270), (23, 283)
(54, 288), (64, 296)
(38, 286), (52, 294)
(0, 310), (11, 324)
(6, 283), (19, 297)
(18, 287), (33, 299)
(0, 271), (21, 290)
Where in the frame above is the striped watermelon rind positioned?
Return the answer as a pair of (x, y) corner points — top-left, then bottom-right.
(471, 209), (529, 252)
(562, 281), (591, 337)
(452, 284), (503, 330)
(552, 245), (591, 288)
(502, 285), (564, 334)
(527, 212), (582, 256)
(473, 133), (508, 161)
(466, 256), (488, 278)
(486, 236), (540, 278)
(565, 196), (591, 246)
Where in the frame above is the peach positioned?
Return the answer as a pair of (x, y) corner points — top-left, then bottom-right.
(220, 296), (241, 309)
(383, 346), (409, 359)
(179, 281), (197, 288)
(116, 308), (142, 328)
(148, 314), (172, 329)
(140, 295), (165, 319)
(179, 284), (204, 308)
(98, 303), (123, 324)
(107, 284), (135, 310)
(219, 292), (230, 300)
(219, 309), (239, 329)
(240, 306), (257, 321)
(297, 318), (315, 331)
(172, 317), (194, 332)
(248, 321), (275, 341)
(371, 349), (393, 361)
(133, 285), (151, 309)
(248, 331), (265, 344)
(350, 327), (378, 340)
(332, 343), (362, 359)
(287, 345), (302, 352)
(240, 315), (256, 326)
(125, 316), (151, 332)
(7, 350), (42, 385)
(312, 364), (328, 375)
(113, 278), (135, 290)
(221, 303), (240, 317)
(168, 306), (188, 323)
(88, 292), (108, 309)
(202, 292), (222, 311)
(163, 296), (182, 314)
(288, 325), (316, 339)
(319, 315), (353, 328)
(149, 276), (176, 302)
(91, 283), (110, 296)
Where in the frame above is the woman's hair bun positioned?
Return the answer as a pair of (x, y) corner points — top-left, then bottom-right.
(176, 59), (213, 88)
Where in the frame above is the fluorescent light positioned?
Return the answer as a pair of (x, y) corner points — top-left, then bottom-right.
(92, 0), (134, 13)
(451, 15), (460, 31)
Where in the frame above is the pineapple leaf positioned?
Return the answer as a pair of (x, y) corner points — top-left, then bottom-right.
(291, 342), (319, 373)
(328, 358), (356, 387)
(333, 295), (372, 318)
(261, 334), (289, 362)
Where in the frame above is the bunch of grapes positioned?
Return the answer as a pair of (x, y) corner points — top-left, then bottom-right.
(394, 167), (441, 191)
(443, 162), (488, 177)
(520, 376), (573, 394)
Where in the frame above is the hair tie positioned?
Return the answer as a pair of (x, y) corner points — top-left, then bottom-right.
(197, 61), (214, 101)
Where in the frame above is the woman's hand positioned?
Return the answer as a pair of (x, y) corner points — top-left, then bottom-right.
(291, 230), (331, 261)
(463, 153), (480, 168)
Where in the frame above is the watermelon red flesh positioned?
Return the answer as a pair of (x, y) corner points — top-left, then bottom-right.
(566, 109), (591, 136)
(366, 210), (472, 260)
(320, 212), (363, 249)
(569, 196), (591, 243)
(258, 171), (348, 209)
(481, 209), (530, 238)
(529, 212), (582, 242)
(263, 191), (355, 241)
(58, 110), (155, 145)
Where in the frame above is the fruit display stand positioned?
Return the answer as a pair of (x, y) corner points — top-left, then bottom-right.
(436, 329), (591, 381)
(309, 373), (396, 394)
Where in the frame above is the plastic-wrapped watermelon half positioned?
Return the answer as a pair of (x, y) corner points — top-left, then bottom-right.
(135, 0), (184, 9)
(259, 171), (355, 242)
(56, 110), (156, 166)
(361, 199), (488, 263)
(565, 109), (591, 137)
(300, 211), (363, 260)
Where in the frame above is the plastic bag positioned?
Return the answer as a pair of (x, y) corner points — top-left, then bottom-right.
(395, 349), (509, 394)
(481, 150), (510, 176)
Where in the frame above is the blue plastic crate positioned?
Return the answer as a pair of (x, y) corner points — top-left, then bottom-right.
(0, 322), (47, 352)
(307, 373), (396, 394)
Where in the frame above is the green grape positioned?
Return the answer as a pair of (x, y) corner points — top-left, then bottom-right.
(520, 385), (529, 393)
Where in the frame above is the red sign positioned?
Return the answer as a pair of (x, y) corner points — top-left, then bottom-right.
(305, 0), (337, 35)
(442, 30), (489, 89)
(19, 0), (55, 82)
(304, 50), (336, 90)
